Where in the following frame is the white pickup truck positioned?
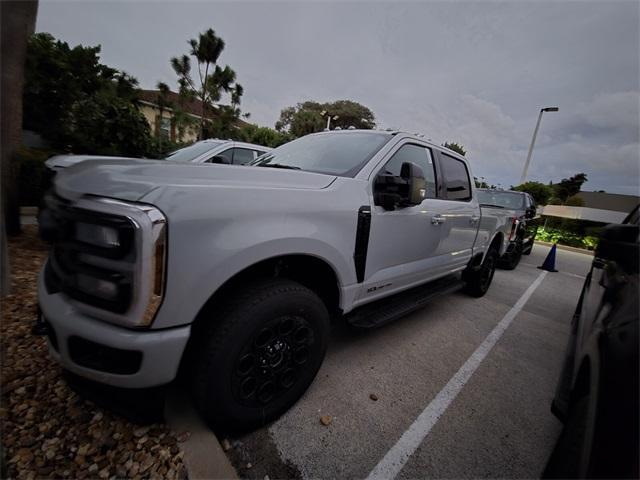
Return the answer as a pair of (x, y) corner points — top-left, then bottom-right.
(38, 130), (509, 429)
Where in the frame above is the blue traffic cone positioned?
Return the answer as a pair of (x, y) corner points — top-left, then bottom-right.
(538, 243), (559, 272)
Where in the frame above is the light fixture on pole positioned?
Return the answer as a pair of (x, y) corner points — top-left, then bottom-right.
(519, 106), (559, 184)
(321, 111), (339, 130)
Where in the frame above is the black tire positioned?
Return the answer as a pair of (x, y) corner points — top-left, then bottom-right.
(522, 239), (534, 255)
(500, 242), (523, 270)
(464, 248), (497, 297)
(191, 279), (329, 431)
(542, 395), (591, 479)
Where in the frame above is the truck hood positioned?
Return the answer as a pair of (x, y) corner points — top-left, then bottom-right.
(46, 154), (136, 169)
(55, 159), (337, 202)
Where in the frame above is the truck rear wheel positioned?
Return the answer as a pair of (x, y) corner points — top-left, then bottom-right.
(463, 248), (497, 297)
(500, 241), (523, 270)
(192, 279), (330, 431)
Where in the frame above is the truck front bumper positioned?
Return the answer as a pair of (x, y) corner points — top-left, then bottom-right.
(37, 269), (191, 388)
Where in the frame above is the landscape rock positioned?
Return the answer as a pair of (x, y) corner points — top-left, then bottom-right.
(320, 415), (333, 426)
(0, 227), (187, 480)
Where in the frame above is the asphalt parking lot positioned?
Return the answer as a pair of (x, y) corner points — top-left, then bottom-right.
(228, 244), (594, 479)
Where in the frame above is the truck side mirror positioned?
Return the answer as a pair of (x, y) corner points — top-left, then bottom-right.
(400, 162), (426, 207)
(526, 206), (537, 218)
(596, 223), (639, 274)
(374, 162), (426, 210)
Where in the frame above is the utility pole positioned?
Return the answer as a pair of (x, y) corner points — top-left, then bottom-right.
(520, 107), (559, 185)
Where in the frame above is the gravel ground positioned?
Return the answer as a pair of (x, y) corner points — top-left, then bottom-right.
(1, 226), (187, 479)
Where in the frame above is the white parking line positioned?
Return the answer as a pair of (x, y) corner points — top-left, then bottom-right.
(366, 271), (548, 480)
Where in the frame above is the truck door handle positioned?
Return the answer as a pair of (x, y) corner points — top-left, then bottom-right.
(470, 215), (480, 224)
(431, 214), (445, 225)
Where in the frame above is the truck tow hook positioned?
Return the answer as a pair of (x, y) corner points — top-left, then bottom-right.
(32, 306), (49, 336)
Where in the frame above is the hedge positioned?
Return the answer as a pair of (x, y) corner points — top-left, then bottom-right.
(16, 147), (55, 207)
(535, 227), (599, 250)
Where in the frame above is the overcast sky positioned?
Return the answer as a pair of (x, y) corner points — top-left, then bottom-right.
(37, 0), (639, 194)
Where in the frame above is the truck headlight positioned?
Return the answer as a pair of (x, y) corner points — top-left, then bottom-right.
(76, 222), (121, 249)
(76, 273), (120, 301)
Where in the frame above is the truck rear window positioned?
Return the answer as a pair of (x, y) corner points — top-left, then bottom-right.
(478, 190), (525, 209)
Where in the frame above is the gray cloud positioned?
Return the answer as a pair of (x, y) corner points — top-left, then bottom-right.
(37, 0), (639, 194)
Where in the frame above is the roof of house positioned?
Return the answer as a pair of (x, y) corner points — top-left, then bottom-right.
(576, 191), (640, 214)
(138, 89), (249, 127)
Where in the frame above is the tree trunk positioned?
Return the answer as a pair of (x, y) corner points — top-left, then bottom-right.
(200, 94), (206, 140)
(0, 0), (38, 294)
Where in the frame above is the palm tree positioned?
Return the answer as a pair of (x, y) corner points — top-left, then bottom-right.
(1, 0), (38, 295)
(171, 29), (241, 140)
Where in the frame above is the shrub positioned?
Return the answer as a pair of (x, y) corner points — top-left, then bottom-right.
(535, 227), (599, 250)
(512, 181), (553, 205)
(16, 147), (55, 206)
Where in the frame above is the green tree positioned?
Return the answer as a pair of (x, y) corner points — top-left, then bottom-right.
(553, 173), (588, 203)
(512, 181), (553, 205)
(67, 90), (152, 156)
(23, 33), (153, 156)
(442, 142), (466, 156)
(238, 124), (292, 148)
(171, 28), (242, 140)
(474, 177), (490, 188)
(275, 100), (376, 137)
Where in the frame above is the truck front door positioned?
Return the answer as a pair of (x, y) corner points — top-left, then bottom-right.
(360, 142), (449, 302)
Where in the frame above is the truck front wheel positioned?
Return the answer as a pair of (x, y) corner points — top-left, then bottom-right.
(192, 279), (330, 431)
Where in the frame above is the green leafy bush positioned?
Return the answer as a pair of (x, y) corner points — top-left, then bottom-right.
(535, 227), (599, 250)
(238, 124), (293, 148)
(15, 147), (55, 206)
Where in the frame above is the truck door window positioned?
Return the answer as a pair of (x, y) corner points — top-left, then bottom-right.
(210, 148), (233, 164)
(381, 144), (437, 199)
(232, 148), (256, 165)
(441, 154), (472, 201)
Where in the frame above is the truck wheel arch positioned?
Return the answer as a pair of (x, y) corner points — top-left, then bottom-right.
(486, 232), (504, 259)
(193, 254), (342, 326)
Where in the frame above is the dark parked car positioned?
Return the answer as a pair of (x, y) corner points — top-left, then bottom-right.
(543, 205), (639, 479)
(476, 189), (540, 269)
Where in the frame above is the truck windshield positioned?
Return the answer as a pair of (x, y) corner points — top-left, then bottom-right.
(250, 132), (392, 176)
(478, 190), (526, 210)
(165, 141), (222, 162)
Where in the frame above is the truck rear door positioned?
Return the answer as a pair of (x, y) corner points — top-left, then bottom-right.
(432, 151), (479, 269)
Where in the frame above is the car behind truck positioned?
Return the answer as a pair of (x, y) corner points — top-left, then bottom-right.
(477, 188), (540, 270)
(38, 130), (508, 429)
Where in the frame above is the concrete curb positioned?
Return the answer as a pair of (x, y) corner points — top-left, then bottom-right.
(165, 388), (238, 480)
(534, 240), (594, 256)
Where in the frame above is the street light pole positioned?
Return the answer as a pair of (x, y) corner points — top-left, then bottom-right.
(519, 106), (559, 185)
(321, 111), (339, 131)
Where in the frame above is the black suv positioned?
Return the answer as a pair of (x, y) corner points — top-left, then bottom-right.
(544, 205), (639, 479)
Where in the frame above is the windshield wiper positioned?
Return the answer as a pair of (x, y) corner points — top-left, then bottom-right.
(257, 163), (301, 170)
(480, 203), (505, 209)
